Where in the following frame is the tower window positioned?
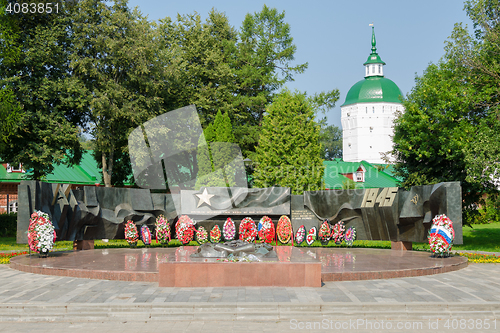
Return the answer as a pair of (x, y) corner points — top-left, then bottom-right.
(382, 106), (384, 113)
(378, 64), (381, 74)
(365, 107), (367, 114)
(371, 65), (375, 73)
(372, 107), (375, 113)
(370, 126), (373, 133)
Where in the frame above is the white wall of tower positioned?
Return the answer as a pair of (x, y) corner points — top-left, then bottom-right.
(341, 102), (404, 163)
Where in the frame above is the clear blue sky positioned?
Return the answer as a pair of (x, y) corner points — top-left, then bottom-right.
(126, 0), (473, 128)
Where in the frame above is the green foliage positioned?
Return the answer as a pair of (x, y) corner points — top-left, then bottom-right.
(195, 110), (240, 188)
(70, 0), (164, 187)
(341, 178), (357, 190)
(473, 193), (500, 224)
(0, 0), (84, 179)
(253, 89), (324, 194)
(392, 0), (500, 210)
(0, 213), (16, 237)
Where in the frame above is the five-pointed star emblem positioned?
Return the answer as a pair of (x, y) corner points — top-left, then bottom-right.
(195, 188), (215, 208)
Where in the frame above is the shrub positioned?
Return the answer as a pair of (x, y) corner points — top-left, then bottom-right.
(0, 213), (17, 237)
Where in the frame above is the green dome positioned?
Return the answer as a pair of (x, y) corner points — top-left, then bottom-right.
(342, 76), (402, 106)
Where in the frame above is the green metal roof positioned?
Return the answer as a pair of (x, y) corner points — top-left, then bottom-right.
(323, 159), (399, 189)
(0, 151), (103, 185)
(342, 76), (403, 106)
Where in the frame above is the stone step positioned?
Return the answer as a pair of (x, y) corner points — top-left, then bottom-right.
(0, 302), (498, 322)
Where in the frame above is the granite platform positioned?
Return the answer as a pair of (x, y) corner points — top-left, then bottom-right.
(9, 246), (468, 286)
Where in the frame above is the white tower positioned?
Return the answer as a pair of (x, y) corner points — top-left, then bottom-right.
(341, 27), (404, 164)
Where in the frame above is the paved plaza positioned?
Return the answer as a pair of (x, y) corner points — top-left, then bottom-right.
(0, 263), (499, 332)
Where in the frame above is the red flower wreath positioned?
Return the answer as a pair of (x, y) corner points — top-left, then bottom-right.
(239, 217), (257, 242)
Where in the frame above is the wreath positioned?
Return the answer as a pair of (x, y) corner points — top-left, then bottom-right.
(428, 214), (455, 256)
(210, 225), (222, 243)
(295, 225), (306, 245)
(124, 220), (138, 245)
(306, 226), (317, 246)
(223, 217), (236, 241)
(344, 227), (356, 246)
(176, 215), (195, 245)
(140, 225), (152, 245)
(155, 215), (170, 244)
(318, 220), (331, 244)
(28, 211), (56, 254)
(331, 221), (345, 245)
(196, 226), (208, 244)
(276, 215), (293, 244)
(258, 216), (275, 243)
(239, 217), (257, 242)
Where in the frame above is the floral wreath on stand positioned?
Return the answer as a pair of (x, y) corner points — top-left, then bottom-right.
(223, 217), (236, 241)
(176, 215), (195, 245)
(277, 215), (293, 244)
(27, 211), (56, 255)
(258, 216), (275, 244)
(344, 227), (357, 246)
(295, 225), (306, 245)
(306, 226), (317, 246)
(239, 217), (257, 242)
(428, 214), (455, 257)
(318, 220), (331, 244)
(155, 215), (170, 245)
(140, 225), (152, 246)
(124, 220), (138, 246)
(196, 226), (208, 244)
(331, 221), (345, 245)
(210, 225), (222, 243)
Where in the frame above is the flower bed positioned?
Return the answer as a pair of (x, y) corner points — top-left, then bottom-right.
(0, 251), (28, 264)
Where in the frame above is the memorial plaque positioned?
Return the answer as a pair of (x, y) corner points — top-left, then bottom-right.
(181, 187), (290, 217)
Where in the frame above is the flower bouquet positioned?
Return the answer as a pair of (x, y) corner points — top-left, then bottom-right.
(428, 214), (455, 257)
(295, 225), (306, 245)
(331, 221), (345, 245)
(27, 210), (56, 256)
(210, 225), (222, 243)
(276, 215), (293, 244)
(124, 220), (138, 247)
(318, 220), (331, 244)
(344, 227), (356, 246)
(239, 217), (257, 242)
(258, 216), (275, 243)
(306, 226), (317, 246)
(196, 226), (208, 244)
(223, 217), (236, 241)
(176, 215), (195, 245)
(155, 215), (170, 245)
(140, 225), (152, 246)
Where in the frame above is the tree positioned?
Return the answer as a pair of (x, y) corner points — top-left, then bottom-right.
(234, 5), (308, 159)
(391, 0), (500, 212)
(0, 0), (84, 179)
(195, 110), (241, 188)
(70, 0), (164, 187)
(319, 124), (343, 160)
(156, 10), (238, 128)
(253, 89), (324, 194)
